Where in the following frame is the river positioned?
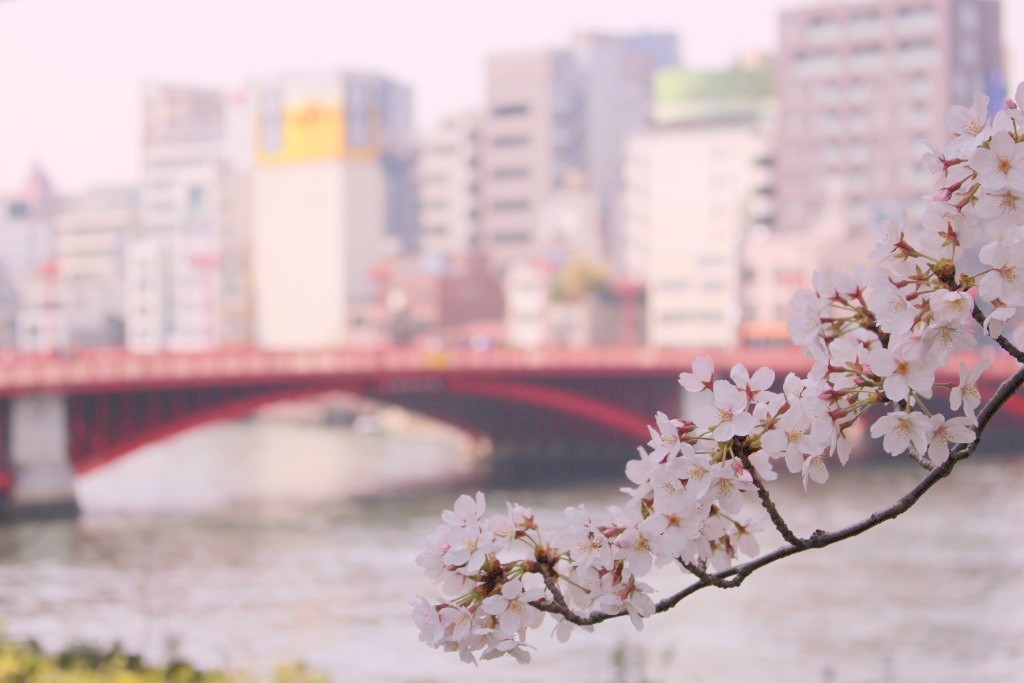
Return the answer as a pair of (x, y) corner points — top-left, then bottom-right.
(0, 416), (1021, 683)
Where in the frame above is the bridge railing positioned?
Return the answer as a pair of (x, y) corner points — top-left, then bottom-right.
(0, 345), (1011, 395)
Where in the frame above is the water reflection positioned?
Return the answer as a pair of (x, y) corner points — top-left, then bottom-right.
(0, 418), (1021, 683)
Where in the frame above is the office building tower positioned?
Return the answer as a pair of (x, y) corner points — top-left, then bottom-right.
(776, 0), (1003, 241)
(623, 64), (774, 347)
(417, 111), (481, 259)
(54, 186), (138, 346)
(128, 84), (252, 352)
(251, 70), (413, 348)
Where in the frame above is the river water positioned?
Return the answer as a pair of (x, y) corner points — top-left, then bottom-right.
(0, 416), (1021, 683)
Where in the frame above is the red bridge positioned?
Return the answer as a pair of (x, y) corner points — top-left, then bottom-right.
(0, 346), (1018, 517)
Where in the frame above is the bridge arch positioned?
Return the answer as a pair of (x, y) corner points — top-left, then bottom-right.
(68, 379), (653, 475)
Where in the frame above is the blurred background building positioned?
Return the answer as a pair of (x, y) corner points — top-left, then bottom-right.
(128, 84), (252, 352)
(251, 70), (413, 348)
(0, 0), (1008, 354)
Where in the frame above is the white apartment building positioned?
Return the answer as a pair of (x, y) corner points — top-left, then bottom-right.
(573, 32), (678, 268)
(128, 84), (252, 352)
(54, 186), (137, 346)
(776, 0), (1003, 241)
(251, 71), (410, 348)
(480, 36), (678, 273)
(536, 171), (602, 265)
(480, 50), (585, 270)
(417, 111), (480, 259)
(625, 119), (771, 348)
(0, 171), (57, 349)
(504, 262), (550, 349)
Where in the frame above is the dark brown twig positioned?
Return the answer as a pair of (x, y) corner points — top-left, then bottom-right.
(736, 448), (807, 547)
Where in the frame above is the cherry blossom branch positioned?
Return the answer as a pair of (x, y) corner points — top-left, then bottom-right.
(735, 449), (807, 547)
(905, 448), (936, 471)
(417, 90), (1024, 662)
(533, 363), (1024, 627)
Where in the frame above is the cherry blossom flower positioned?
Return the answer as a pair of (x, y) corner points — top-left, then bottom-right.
(866, 281), (916, 335)
(638, 495), (702, 559)
(705, 462), (754, 514)
(925, 415), (975, 460)
(410, 597), (444, 645)
(869, 410), (931, 456)
(479, 630), (535, 664)
(439, 604), (476, 644)
(978, 240), (1024, 306)
(646, 411), (687, 460)
(761, 407), (826, 474)
(730, 363), (776, 401)
(867, 345), (937, 402)
(944, 92), (990, 156)
(442, 492), (487, 530)
(983, 305), (1017, 338)
(481, 579), (545, 633)
(678, 355), (714, 392)
(801, 452), (829, 490)
(927, 290), (974, 325)
(695, 380), (755, 442)
(970, 132), (1024, 192)
(614, 523), (655, 578)
(975, 189), (1024, 230)
(950, 360), (990, 423)
(788, 288), (825, 345)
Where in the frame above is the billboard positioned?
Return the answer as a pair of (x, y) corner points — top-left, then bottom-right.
(254, 74), (380, 166)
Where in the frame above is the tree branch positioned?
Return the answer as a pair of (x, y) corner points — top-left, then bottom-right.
(972, 306), (1024, 363)
(905, 447), (936, 471)
(533, 362), (1024, 627)
(735, 449), (808, 548)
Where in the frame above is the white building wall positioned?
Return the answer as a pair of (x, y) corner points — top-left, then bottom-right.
(503, 262), (549, 349)
(124, 239), (172, 353)
(418, 112), (480, 258)
(626, 122), (766, 348)
(253, 161), (385, 348)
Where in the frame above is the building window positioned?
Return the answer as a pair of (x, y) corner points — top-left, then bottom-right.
(850, 44), (884, 73)
(492, 200), (530, 212)
(492, 103), (529, 117)
(896, 5), (937, 34)
(658, 279), (689, 291)
(897, 40), (937, 69)
(188, 186), (205, 212)
(493, 231), (530, 244)
(493, 167), (529, 180)
(493, 135), (529, 148)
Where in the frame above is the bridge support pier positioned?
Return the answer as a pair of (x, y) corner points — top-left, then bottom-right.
(1, 395), (78, 520)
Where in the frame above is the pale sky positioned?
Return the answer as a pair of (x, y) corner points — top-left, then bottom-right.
(1, 0), (1022, 193)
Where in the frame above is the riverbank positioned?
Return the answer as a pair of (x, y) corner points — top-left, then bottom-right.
(0, 638), (331, 682)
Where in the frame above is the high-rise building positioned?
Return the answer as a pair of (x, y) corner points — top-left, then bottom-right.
(776, 0), (1003, 242)
(54, 186), (138, 346)
(0, 168), (58, 350)
(417, 111), (481, 259)
(479, 34), (679, 273)
(479, 50), (585, 270)
(128, 84), (252, 352)
(572, 32), (678, 268)
(251, 70), (413, 348)
(623, 65), (774, 348)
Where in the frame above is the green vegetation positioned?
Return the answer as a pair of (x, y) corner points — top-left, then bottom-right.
(0, 638), (331, 683)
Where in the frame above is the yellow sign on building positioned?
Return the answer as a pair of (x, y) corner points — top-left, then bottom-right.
(254, 80), (380, 165)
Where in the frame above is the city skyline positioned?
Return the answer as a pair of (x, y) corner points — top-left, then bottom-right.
(3, 0), (1023, 192)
